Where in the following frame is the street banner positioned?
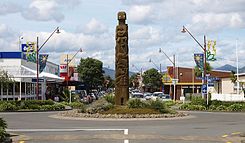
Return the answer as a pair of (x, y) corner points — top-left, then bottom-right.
(39, 54), (49, 73)
(22, 41), (37, 63)
(21, 42), (35, 52)
(167, 67), (174, 78)
(162, 73), (172, 83)
(194, 53), (204, 71)
(207, 40), (217, 61)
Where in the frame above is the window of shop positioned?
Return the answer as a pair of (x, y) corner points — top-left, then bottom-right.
(3, 85), (7, 95)
(21, 82), (25, 95)
(8, 83), (13, 95)
(15, 82), (20, 95)
(26, 83), (31, 95)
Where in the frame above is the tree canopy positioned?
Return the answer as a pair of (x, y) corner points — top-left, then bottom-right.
(77, 57), (104, 90)
(142, 68), (162, 91)
(0, 70), (14, 88)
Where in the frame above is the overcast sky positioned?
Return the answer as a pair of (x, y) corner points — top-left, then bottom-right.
(0, 0), (245, 72)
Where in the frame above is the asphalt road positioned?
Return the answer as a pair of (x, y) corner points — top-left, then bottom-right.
(1, 111), (245, 143)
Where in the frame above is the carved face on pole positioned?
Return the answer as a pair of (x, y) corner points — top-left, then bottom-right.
(118, 11), (126, 22)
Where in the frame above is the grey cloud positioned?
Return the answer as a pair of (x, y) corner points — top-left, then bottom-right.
(0, 2), (21, 15)
(21, 7), (64, 22)
(0, 24), (17, 40)
(75, 18), (108, 34)
(121, 0), (163, 5)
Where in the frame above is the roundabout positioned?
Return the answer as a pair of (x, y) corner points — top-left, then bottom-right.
(1, 111), (245, 143)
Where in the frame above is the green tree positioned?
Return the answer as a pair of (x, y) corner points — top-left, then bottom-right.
(129, 73), (140, 88)
(230, 70), (237, 84)
(194, 62), (212, 77)
(0, 70), (14, 90)
(142, 68), (162, 92)
(77, 58), (104, 90)
(0, 118), (8, 142)
(104, 75), (114, 89)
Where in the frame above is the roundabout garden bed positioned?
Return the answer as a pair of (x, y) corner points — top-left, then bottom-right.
(56, 94), (187, 119)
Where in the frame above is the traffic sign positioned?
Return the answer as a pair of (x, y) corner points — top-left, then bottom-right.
(202, 84), (207, 94)
(32, 78), (44, 82)
(208, 83), (214, 87)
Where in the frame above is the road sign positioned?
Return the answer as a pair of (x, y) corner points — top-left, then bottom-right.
(32, 78), (44, 82)
(172, 79), (179, 84)
(202, 84), (207, 94)
(208, 83), (214, 87)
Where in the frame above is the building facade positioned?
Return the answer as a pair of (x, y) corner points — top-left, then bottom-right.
(163, 66), (231, 100)
(0, 52), (63, 101)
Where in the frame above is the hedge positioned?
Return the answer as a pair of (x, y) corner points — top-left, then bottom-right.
(0, 100), (65, 111)
(179, 99), (245, 112)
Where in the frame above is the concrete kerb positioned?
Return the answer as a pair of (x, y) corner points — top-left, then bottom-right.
(49, 114), (195, 121)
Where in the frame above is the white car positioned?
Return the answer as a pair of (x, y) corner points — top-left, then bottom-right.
(143, 92), (152, 100)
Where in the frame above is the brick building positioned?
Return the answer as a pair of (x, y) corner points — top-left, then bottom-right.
(163, 66), (231, 100)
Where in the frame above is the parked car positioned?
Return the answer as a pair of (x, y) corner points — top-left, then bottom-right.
(143, 92), (152, 100)
(81, 95), (93, 103)
(151, 92), (171, 101)
(131, 92), (144, 98)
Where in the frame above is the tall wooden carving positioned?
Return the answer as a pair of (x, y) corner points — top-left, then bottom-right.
(115, 11), (129, 105)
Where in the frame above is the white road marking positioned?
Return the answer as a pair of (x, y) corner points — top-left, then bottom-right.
(0, 111), (58, 115)
(7, 128), (127, 132)
(7, 128), (129, 143)
(124, 129), (129, 143)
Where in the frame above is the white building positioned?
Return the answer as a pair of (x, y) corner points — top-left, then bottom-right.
(0, 52), (64, 100)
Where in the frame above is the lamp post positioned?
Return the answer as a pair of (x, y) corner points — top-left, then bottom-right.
(36, 27), (60, 100)
(66, 48), (83, 86)
(181, 26), (207, 99)
(149, 58), (163, 92)
(132, 64), (142, 75)
(149, 59), (161, 73)
(159, 48), (176, 100)
(66, 48), (83, 103)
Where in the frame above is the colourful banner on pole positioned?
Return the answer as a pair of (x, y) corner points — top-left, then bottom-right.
(39, 54), (49, 73)
(23, 42), (37, 63)
(162, 73), (172, 83)
(207, 40), (217, 61)
(21, 42), (35, 52)
(194, 53), (204, 71)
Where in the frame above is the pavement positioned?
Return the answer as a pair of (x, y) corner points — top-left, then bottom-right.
(1, 111), (245, 143)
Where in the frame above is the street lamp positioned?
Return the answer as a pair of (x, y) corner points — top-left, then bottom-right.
(149, 58), (161, 73)
(159, 48), (177, 100)
(132, 64), (142, 75)
(66, 48), (83, 103)
(181, 26), (207, 99)
(66, 48), (83, 86)
(36, 27), (60, 100)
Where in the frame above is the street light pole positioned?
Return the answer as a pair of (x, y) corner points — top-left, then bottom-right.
(181, 26), (207, 99)
(159, 48), (176, 100)
(65, 48), (83, 103)
(36, 27), (60, 100)
(36, 37), (39, 99)
(149, 58), (160, 71)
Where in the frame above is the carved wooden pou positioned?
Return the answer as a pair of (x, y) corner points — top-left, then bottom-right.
(115, 11), (129, 105)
